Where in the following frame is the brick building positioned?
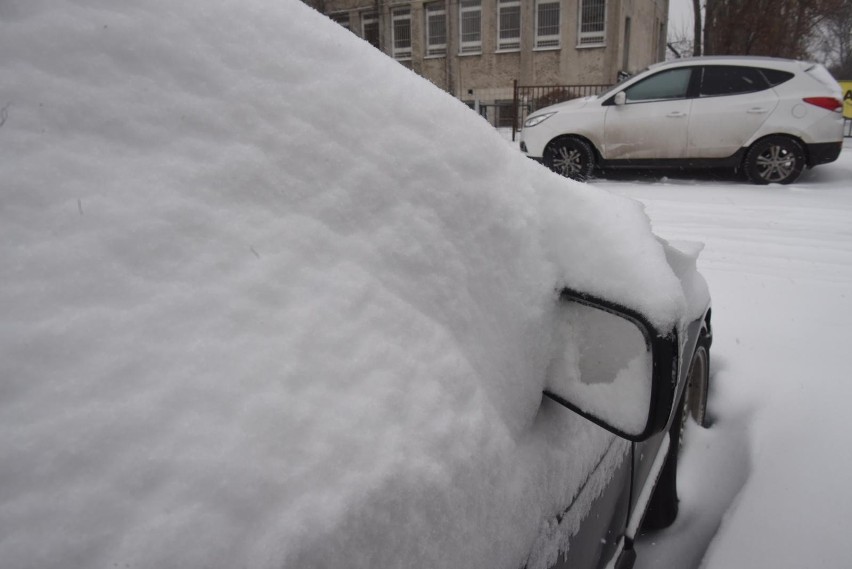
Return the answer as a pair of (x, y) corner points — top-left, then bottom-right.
(304, 1), (669, 125)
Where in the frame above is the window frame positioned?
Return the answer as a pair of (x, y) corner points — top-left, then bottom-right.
(361, 11), (380, 49)
(425, 2), (447, 58)
(459, 0), (483, 55)
(760, 68), (795, 87)
(534, 0), (561, 50)
(497, 0), (521, 52)
(578, 0), (606, 48)
(391, 6), (412, 61)
(623, 68), (694, 104)
(329, 11), (351, 31)
(698, 65), (771, 98)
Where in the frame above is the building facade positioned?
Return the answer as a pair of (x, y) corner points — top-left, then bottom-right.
(305, 1), (669, 123)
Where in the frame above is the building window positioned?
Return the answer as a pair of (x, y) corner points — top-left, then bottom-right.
(362, 12), (379, 49)
(459, 0), (482, 54)
(579, 0), (606, 46)
(535, 1), (560, 49)
(392, 7), (412, 60)
(329, 12), (350, 31)
(498, 0), (521, 51)
(425, 2), (447, 57)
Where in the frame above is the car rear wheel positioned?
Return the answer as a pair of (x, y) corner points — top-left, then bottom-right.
(642, 333), (710, 530)
(544, 138), (595, 181)
(744, 136), (806, 185)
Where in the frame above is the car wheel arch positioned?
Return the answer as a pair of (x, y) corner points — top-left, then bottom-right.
(742, 134), (809, 184)
(743, 132), (811, 164)
(545, 134), (601, 161)
(640, 319), (711, 531)
(543, 135), (601, 182)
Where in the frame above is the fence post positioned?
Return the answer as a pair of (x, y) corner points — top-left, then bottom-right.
(512, 79), (519, 141)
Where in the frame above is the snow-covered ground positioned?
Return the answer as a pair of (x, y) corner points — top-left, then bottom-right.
(593, 142), (852, 569)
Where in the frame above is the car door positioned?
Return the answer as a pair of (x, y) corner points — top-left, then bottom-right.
(687, 65), (779, 158)
(546, 435), (632, 569)
(536, 290), (682, 569)
(603, 67), (695, 160)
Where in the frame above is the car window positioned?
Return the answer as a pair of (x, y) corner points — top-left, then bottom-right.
(624, 68), (692, 102)
(699, 66), (769, 97)
(760, 68), (795, 87)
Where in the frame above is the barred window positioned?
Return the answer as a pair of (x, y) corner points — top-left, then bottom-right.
(329, 12), (350, 31)
(498, 0), (521, 51)
(425, 3), (447, 57)
(459, 0), (482, 54)
(579, 0), (606, 46)
(362, 12), (379, 49)
(535, 1), (560, 49)
(392, 7), (412, 60)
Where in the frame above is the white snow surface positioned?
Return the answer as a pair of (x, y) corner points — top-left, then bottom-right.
(590, 142), (852, 569)
(0, 2), (693, 569)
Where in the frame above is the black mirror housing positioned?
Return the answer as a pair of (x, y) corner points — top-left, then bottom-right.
(543, 288), (678, 442)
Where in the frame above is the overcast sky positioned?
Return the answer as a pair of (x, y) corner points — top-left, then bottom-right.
(669, 0), (695, 39)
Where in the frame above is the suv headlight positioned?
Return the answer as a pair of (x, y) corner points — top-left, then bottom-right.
(524, 112), (556, 128)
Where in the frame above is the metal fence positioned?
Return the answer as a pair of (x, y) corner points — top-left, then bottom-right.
(511, 80), (612, 140)
(469, 102), (516, 129)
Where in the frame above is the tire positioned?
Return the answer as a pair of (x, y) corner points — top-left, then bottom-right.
(743, 136), (806, 185)
(543, 137), (595, 181)
(642, 333), (710, 531)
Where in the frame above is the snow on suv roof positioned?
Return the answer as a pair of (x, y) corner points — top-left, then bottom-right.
(0, 1), (691, 568)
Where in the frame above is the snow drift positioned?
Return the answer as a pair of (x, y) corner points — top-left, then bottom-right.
(0, 1), (690, 568)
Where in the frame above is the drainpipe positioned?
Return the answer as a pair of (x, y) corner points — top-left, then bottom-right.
(445, 0), (453, 95)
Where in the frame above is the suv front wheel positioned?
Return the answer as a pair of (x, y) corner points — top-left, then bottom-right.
(743, 136), (806, 185)
(544, 137), (595, 182)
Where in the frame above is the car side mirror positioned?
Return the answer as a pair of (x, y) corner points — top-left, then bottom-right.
(544, 289), (677, 442)
(614, 91), (627, 106)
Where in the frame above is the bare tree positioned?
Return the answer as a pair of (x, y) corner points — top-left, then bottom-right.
(692, 0), (703, 56)
(666, 0), (703, 59)
(667, 20), (693, 59)
(704, 0), (836, 59)
(814, 0), (852, 77)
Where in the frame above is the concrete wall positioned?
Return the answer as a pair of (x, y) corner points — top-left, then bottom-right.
(307, 0), (669, 105)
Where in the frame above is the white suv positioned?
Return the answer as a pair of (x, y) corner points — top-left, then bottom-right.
(520, 56), (845, 184)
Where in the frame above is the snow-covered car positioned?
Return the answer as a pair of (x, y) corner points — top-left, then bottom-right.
(0, 2), (711, 569)
(520, 56), (845, 184)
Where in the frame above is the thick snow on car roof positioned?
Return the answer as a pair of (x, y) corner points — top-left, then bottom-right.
(0, 1), (690, 568)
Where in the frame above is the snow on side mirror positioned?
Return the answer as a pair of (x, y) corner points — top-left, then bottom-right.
(544, 289), (677, 442)
(614, 91), (627, 106)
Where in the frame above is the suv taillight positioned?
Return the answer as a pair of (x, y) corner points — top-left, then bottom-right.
(803, 97), (843, 112)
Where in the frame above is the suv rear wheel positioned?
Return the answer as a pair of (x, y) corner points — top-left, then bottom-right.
(544, 138), (595, 181)
(744, 136), (806, 185)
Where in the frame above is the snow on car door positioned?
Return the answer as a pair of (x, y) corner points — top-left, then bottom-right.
(687, 65), (779, 158)
(603, 67), (693, 160)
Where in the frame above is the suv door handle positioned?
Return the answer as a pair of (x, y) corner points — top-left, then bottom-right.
(666, 112), (687, 118)
(747, 107), (769, 114)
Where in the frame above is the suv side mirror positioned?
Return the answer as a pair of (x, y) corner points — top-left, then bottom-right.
(614, 91), (627, 106)
(544, 289), (677, 442)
